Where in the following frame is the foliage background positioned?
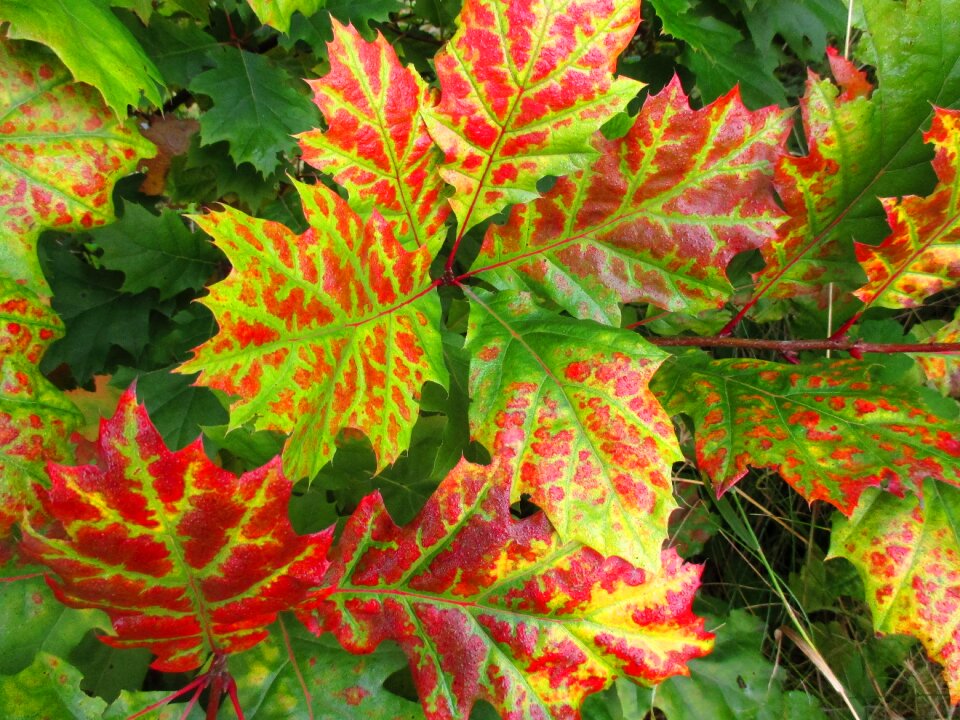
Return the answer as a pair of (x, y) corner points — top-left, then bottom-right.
(1, 0), (959, 718)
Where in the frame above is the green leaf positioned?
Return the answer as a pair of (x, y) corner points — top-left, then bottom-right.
(247, 0), (325, 33)
(111, 366), (228, 451)
(0, 0), (163, 115)
(220, 618), (425, 719)
(0, 572), (107, 676)
(190, 47), (321, 176)
(104, 691), (204, 719)
(830, 480), (960, 703)
(0, 654), (108, 719)
(39, 243), (167, 384)
(94, 203), (222, 300)
(285, 0), (406, 48)
(466, 290), (681, 569)
(645, 0), (786, 107)
(68, 632), (152, 704)
(120, 13), (222, 90)
(739, 0), (845, 66)
(653, 609), (830, 719)
(0, 39), (155, 294)
(654, 353), (960, 514)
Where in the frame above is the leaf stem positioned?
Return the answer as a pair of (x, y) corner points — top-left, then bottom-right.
(645, 335), (960, 356)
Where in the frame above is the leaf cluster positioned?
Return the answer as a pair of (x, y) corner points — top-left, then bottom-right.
(1, 1), (960, 719)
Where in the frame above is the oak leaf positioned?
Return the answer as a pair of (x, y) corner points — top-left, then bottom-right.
(180, 180), (448, 481)
(654, 353), (960, 514)
(302, 447), (713, 720)
(473, 78), (788, 325)
(21, 388), (333, 672)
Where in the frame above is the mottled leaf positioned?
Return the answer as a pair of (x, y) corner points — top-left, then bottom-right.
(21, 388), (333, 672)
(190, 47), (320, 176)
(473, 78), (788, 325)
(466, 290), (680, 568)
(247, 0), (324, 32)
(913, 311), (960, 398)
(749, 51), (874, 310)
(180, 179), (448, 481)
(0, 276), (61, 364)
(0, 39), (156, 294)
(299, 22), (450, 252)
(0, 653), (108, 720)
(421, 0), (644, 231)
(854, 108), (960, 309)
(302, 448), (713, 720)
(221, 618), (425, 719)
(747, 0), (960, 313)
(653, 353), (960, 514)
(0, 282), (80, 539)
(830, 480), (960, 703)
(0, 0), (163, 115)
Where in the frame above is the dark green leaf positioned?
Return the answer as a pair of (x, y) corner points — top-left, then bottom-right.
(94, 203), (222, 300)
(189, 48), (320, 176)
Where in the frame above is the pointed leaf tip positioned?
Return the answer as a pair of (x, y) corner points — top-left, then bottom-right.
(299, 21), (450, 253)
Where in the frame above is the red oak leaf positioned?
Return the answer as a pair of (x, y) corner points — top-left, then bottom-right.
(179, 180), (448, 481)
(423, 0), (644, 233)
(299, 21), (450, 253)
(21, 388), (332, 672)
(654, 353), (960, 515)
(472, 77), (789, 325)
(302, 419), (712, 720)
